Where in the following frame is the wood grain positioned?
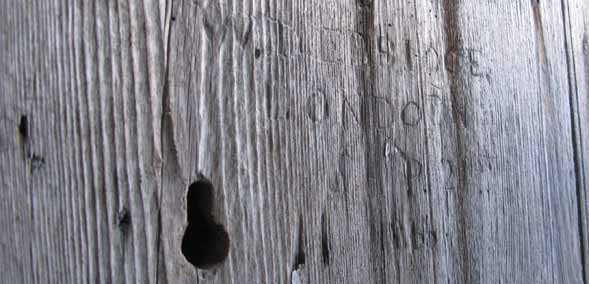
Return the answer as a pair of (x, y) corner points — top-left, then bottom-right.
(1, 0), (588, 283)
(566, 0), (589, 281)
(0, 0), (167, 283)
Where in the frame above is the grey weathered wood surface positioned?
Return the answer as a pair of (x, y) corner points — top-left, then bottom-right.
(1, 0), (588, 283)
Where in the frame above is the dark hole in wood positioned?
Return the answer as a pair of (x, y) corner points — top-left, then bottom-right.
(292, 214), (305, 271)
(320, 212), (330, 266)
(181, 178), (230, 269)
(254, 48), (262, 58)
(18, 115), (28, 141)
(116, 207), (130, 230)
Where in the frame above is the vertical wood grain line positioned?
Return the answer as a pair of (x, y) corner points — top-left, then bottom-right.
(560, 0), (588, 282)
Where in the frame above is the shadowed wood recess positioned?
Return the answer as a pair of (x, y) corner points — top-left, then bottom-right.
(0, 0), (588, 283)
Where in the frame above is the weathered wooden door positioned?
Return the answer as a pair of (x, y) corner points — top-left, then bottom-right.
(1, 0), (588, 283)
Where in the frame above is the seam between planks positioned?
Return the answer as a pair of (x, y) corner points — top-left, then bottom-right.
(560, 0), (588, 282)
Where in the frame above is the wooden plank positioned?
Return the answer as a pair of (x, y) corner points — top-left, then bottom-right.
(162, 0), (587, 283)
(565, 0), (589, 281)
(420, 0), (583, 282)
(0, 0), (167, 283)
(0, 0), (588, 283)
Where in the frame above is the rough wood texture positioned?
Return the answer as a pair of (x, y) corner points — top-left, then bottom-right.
(1, 0), (588, 283)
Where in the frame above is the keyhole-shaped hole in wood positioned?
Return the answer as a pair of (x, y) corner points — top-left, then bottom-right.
(181, 178), (230, 269)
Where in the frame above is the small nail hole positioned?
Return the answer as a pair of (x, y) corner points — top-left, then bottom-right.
(181, 178), (230, 269)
